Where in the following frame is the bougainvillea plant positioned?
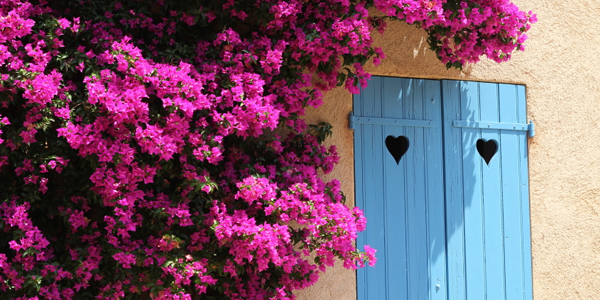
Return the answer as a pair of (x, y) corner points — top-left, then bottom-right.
(0, 0), (535, 299)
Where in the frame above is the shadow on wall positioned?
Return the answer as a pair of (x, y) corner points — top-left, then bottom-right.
(364, 20), (472, 80)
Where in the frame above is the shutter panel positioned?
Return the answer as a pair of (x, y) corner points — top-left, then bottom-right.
(355, 77), (447, 300)
(442, 80), (533, 300)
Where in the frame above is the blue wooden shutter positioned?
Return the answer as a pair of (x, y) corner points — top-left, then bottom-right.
(354, 77), (447, 300)
(353, 78), (533, 300)
(442, 80), (533, 300)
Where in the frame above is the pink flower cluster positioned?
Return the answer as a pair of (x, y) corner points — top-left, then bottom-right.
(0, 201), (51, 292)
(374, 0), (536, 65)
(0, 0), (534, 298)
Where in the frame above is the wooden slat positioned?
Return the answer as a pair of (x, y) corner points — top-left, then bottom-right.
(363, 77), (386, 300)
(452, 120), (531, 131)
(355, 77), (377, 300)
(499, 84), (526, 300)
(406, 79), (428, 300)
(382, 77), (408, 299)
(461, 81), (487, 300)
(424, 80), (447, 300)
(442, 80), (467, 300)
(355, 121), (367, 300)
(479, 83), (506, 300)
(350, 115), (434, 128)
(517, 85), (534, 300)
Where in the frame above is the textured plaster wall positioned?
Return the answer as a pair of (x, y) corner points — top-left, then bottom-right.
(296, 0), (600, 299)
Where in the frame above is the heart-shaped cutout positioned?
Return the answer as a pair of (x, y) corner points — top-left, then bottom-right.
(476, 139), (498, 165)
(385, 135), (409, 165)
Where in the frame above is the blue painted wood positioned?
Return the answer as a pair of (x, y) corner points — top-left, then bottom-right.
(354, 76), (366, 300)
(499, 84), (526, 300)
(452, 120), (531, 132)
(355, 76), (377, 300)
(355, 121), (367, 300)
(459, 81), (487, 300)
(363, 77), (387, 300)
(405, 78), (428, 300)
(349, 115), (434, 128)
(442, 80), (533, 300)
(479, 82), (506, 300)
(355, 77), (446, 300)
(423, 80), (447, 300)
(517, 85), (534, 300)
(355, 77), (532, 300)
(402, 78), (417, 299)
(381, 77), (408, 299)
(442, 80), (467, 300)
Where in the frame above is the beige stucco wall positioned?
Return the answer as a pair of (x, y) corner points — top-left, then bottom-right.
(297, 1), (600, 299)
